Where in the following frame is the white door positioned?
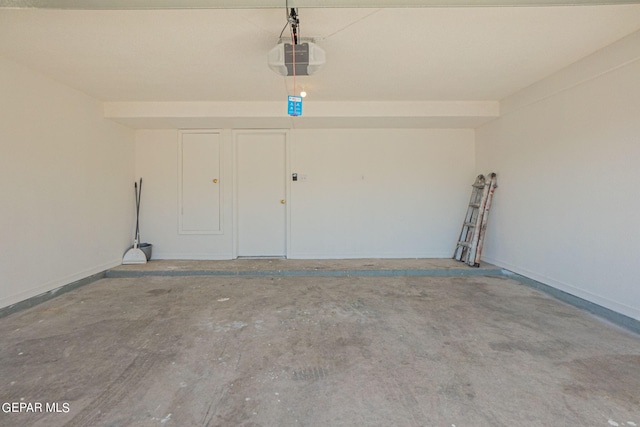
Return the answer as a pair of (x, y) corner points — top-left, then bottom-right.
(179, 131), (222, 234)
(236, 131), (287, 257)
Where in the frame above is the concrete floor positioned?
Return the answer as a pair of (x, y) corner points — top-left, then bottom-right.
(1, 260), (639, 427)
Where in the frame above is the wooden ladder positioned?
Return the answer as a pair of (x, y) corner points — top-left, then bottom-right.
(453, 173), (497, 267)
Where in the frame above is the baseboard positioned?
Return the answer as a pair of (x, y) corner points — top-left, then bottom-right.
(150, 253), (234, 260)
(287, 252), (452, 259)
(482, 255), (640, 322)
(0, 270), (106, 319)
(500, 269), (640, 336)
(0, 258), (121, 309)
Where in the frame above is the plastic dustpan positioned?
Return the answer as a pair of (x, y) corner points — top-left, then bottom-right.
(122, 242), (147, 265)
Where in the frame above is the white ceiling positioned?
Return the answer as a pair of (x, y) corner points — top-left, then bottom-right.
(1, 4), (640, 127)
(2, 0), (640, 8)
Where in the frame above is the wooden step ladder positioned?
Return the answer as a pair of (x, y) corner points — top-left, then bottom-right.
(453, 173), (497, 267)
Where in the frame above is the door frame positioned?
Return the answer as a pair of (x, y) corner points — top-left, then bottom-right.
(232, 129), (291, 258)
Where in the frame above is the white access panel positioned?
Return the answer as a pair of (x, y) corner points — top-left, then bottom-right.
(179, 131), (222, 234)
(236, 131), (287, 257)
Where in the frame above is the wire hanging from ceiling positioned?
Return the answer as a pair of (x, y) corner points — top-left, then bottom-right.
(278, 21), (289, 40)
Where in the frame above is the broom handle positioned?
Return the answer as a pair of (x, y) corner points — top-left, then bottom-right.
(137, 178), (143, 242)
(134, 181), (140, 247)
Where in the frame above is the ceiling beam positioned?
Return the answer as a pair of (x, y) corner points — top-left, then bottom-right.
(2, 0), (640, 8)
(103, 100), (500, 129)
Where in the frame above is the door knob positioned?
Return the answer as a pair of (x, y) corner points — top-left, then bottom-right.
(280, 199), (286, 204)
(213, 179), (218, 184)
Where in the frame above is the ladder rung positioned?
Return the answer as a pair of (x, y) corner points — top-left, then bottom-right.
(455, 173), (496, 264)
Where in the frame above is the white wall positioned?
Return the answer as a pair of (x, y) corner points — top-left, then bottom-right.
(0, 58), (135, 309)
(476, 32), (640, 321)
(135, 128), (475, 260)
(290, 129), (475, 258)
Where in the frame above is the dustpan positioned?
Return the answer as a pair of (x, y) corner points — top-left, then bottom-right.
(122, 179), (148, 265)
(123, 240), (147, 264)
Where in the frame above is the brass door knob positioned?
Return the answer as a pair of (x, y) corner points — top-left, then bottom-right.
(280, 199), (286, 204)
(213, 179), (218, 184)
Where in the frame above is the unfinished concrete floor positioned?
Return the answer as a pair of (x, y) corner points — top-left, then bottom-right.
(1, 260), (639, 427)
